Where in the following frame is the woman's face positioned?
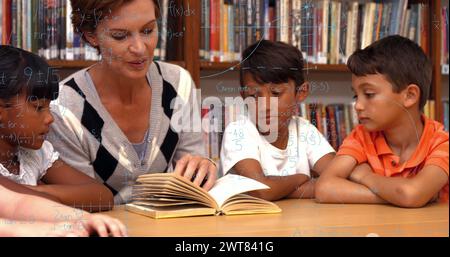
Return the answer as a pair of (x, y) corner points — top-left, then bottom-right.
(90, 0), (158, 80)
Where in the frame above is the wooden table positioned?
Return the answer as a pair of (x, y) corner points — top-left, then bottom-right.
(103, 199), (449, 237)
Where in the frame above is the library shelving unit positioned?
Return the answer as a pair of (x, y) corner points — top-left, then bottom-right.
(200, 61), (350, 72)
(1, 0), (446, 122)
(190, 0), (448, 124)
(1, 0), (194, 84)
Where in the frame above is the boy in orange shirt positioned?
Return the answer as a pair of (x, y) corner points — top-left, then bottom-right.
(316, 35), (449, 207)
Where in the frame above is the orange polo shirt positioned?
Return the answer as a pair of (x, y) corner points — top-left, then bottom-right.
(337, 116), (449, 202)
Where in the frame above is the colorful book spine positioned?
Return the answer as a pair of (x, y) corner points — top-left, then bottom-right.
(17, 0), (21, 49)
(204, 0), (211, 61)
(219, 1), (225, 61)
(3, 0), (11, 44)
(424, 100), (436, 120)
(0, 3), (2, 42)
(200, 0), (206, 59)
(296, 102), (358, 150)
(442, 6), (449, 75)
(443, 101), (449, 132)
(233, 0), (240, 61)
(226, 0), (233, 61)
(10, 0), (17, 46)
(210, 0), (220, 62)
(159, 0), (169, 61)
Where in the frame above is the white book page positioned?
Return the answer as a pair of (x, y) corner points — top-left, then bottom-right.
(208, 174), (270, 208)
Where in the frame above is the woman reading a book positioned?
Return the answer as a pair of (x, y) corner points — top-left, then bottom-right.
(47, 0), (217, 204)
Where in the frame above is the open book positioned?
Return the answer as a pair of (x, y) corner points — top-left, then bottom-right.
(125, 173), (282, 219)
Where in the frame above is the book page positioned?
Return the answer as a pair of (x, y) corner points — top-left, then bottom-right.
(208, 174), (270, 208)
(126, 203), (216, 219)
(134, 173), (216, 208)
(221, 194), (282, 215)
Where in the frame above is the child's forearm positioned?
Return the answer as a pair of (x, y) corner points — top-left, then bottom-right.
(0, 178), (61, 204)
(28, 184), (114, 212)
(0, 219), (56, 237)
(358, 174), (423, 207)
(0, 220), (44, 237)
(350, 163), (433, 207)
(287, 179), (316, 199)
(21, 185), (62, 203)
(6, 191), (92, 223)
(315, 176), (387, 204)
(249, 174), (310, 201)
(0, 219), (15, 236)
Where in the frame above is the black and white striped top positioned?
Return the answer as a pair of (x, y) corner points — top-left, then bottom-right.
(48, 61), (206, 204)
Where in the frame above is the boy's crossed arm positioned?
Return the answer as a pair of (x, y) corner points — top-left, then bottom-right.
(231, 152), (336, 201)
(315, 155), (387, 204)
(349, 162), (447, 207)
(286, 153), (335, 199)
(316, 155), (448, 207)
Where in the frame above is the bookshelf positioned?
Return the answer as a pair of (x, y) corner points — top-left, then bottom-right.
(431, 0), (443, 125)
(0, 0), (449, 160)
(193, 0), (449, 159)
(46, 60), (100, 69)
(0, 0), (193, 81)
(1, 0), (445, 109)
(190, 0), (448, 124)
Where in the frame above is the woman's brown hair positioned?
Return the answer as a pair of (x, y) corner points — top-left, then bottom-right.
(70, 0), (160, 52)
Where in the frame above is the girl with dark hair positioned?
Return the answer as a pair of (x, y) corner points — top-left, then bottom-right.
(0, 46), (114, 212)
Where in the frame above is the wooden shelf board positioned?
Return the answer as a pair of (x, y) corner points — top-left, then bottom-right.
(47, 60), (186, 69)
(47, 60), (98, 68)
(200, 61), (349, 72)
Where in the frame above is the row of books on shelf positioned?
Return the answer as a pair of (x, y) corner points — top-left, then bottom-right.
(424, 100), (436, 123)
(201, 100), (448, 161)
(200, 0), (432, 64)
(422, 99), (449, 130)
(0, 0), (99, 60)
(298, 103), (358, 150)
(0, 0), (181, 61)
(1, 0), (446, 69)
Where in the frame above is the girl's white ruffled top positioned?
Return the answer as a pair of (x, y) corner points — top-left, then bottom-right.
(0, 141), (59, 185)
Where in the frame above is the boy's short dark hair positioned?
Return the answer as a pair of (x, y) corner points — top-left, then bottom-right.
(239, 40), (305, 91)
(0, 45), (59, 101)
(347, 35), (431, 110)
